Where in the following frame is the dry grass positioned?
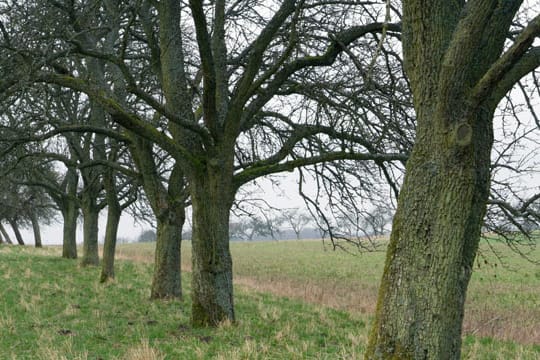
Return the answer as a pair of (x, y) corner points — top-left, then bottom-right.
(17, 241), (538, 346)
(121, 340), (165, 360)
(463, 307), (540, 344)
(113, 241), (540, 345)
(234, 276), (378, 315)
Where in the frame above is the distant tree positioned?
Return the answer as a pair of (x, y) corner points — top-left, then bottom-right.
(281, 209), (312, 240)
(0, 154), (57, 247)
(137, 229), (157, 243)
(230, 215), (280, 241)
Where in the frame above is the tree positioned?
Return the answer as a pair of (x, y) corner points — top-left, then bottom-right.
(1, 0), (408, 326)
(281, 209), (311, 240)
(0, 223), (12, 244)
(366, 2), (540, 358)
(138, 229), (157, 243)
(230, 213), (282, 241)
(0, 146), (58, 247)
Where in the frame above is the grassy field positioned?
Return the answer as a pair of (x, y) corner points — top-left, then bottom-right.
(1, 239), (539, 359)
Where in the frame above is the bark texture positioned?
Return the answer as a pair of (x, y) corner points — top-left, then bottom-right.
(190, 163), (235, 326)
(150, 212), (183, 298)
(62, 201), (78, 259)
(0, 223), (12, 244)
(30, 212), (42, 248)
(366, 1), (537, 358)
(9, 219), (25, 245)
(100, 167), (122, 282)
(129, 135), (187, 299)
(80, 192), (100, 266)
(61, 167), (79, 259)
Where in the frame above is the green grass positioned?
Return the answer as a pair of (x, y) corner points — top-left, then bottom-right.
(1, 240), (539, 359)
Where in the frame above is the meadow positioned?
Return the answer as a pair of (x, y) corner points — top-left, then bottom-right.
(0, 239), (539, 359)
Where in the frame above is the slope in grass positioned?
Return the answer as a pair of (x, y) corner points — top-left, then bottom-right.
(1, 243), (539, 359)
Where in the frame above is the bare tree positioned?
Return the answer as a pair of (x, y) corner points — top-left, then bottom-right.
(366, 2), (540, 358)
(1, 0), (408, 326)
(281, 208), (312, 240)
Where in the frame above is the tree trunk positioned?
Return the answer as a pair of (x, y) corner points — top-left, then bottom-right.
(30, 212), (42, 248)
(100, 192), (121, 282)
(0, 223), (13, 244)
(150, 208), (184, 298)
(128, 136), (187, 298)
(61, 198), (78, 259)
(365, 108), (494, 359)
(364, 2), (528, 358)
(100, 206), (121, 282)
(190, 169), (235, 327)
(80, 193), (100, 266)
(8, 219), (25, 245)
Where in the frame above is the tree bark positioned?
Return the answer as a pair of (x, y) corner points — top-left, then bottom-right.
(30, 211), (42, 248)
(80, 192), (100, 266)
(365, 109), (493, 359)
(8, 219), (25, 245)
(190, 167), (235, 327)
(129, 136), (186, 299)
(0, 223), (13, 244)
(100, 167), (122, 282)
(150, 209), (184, 298)
(365, 1), (528, 358)
(60, 167), (79, 259)
(61, 201), (78, 259)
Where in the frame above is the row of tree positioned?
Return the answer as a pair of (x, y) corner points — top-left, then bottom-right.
(1, 1), (539, 358)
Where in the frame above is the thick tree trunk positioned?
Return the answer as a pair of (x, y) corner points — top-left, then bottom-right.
(365, 2), (525, 357)
(30, 212), (42, 248)
(365, 108), (493, 359)
(150, 208), (184, 298)
(190, 170), (235, 327)
(80, 193), (100, 266)
(100, 165), (122, 282)
(58, 166), (79, 259)
(129, 137), (187, 299)
(100, 207), (120, 282)
(61, 199), (78, 259)
(9, 219), (24, 245)
(0, 223), (11, 244)
(100, 201), (121, 282)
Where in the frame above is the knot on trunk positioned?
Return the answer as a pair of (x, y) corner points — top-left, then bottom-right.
(453, 122), (472, 147)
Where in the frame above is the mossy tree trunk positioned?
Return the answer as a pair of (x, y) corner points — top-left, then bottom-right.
(80, 191), (100, 266)
(0, 223), (12, 244)
(366, 2), (540, 359)
(190, 159), (235, 326)
(150, 207), (184, 298)
(150, 166), (186, 299)
(61, 167), (79, 259)
(9, 219), (24, 245)
(100, 165), (122, 282)
(137, 0), (193, 300)
(61, 199), (78, 259)
(129, 135), (187, 299)
(30, 211), (42, 248)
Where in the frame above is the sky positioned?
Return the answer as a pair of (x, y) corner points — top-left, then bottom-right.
(11, 173), (309, 246)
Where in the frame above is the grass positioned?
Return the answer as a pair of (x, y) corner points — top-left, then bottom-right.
(1, 239), (539, 359)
